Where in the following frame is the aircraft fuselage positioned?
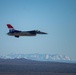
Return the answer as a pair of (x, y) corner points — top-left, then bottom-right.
(7, 31), (36, 36)
(7, 24), (47, 38)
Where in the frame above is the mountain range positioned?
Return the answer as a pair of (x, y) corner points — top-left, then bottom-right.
(0, 53), (71, 62)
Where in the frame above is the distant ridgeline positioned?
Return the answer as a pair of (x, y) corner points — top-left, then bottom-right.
(0, 53), (71, 62)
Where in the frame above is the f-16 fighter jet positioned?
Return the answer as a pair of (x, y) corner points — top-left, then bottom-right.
(7, 24), (47, 38)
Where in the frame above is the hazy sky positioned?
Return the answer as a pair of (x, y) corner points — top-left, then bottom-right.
(0, 0), (76, 60)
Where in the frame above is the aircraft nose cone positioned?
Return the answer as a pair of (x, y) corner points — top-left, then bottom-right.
(37, 31), (48, 34)
(40, 32), (47, 34)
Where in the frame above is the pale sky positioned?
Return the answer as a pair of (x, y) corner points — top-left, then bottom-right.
(0, 0), (76, 60)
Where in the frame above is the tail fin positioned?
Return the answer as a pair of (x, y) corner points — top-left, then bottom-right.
(7, 24), (15, 32)
(7, 24), (14, 29)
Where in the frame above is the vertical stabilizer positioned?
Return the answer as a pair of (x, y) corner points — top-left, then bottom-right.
(7, 24), (15, 32)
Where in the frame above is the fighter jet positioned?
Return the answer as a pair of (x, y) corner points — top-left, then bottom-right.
(7, 24), (47, 38)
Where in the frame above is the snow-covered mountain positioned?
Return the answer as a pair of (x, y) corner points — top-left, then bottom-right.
(0, 53), (71, 62)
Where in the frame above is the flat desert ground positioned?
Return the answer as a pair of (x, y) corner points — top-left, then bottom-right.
(0, 59), (76, 75)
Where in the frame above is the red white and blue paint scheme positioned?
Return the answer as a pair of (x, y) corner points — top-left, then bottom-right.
(7, 24), (47, 38)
